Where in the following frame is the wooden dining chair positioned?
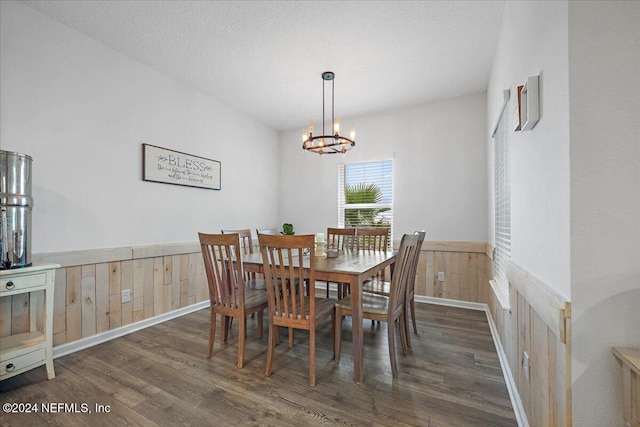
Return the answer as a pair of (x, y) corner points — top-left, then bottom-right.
(324, 227), (357, 298)
(221, 228), (254, 254)
(221, 228), (264, 289)
(258, 233), (336, 387)
(352, 227), (391, 296)
(335, 233), (420, 377)
(198, 232), (268, 369)
(362, 231), (426, 346)
(356, 227), (389, 251)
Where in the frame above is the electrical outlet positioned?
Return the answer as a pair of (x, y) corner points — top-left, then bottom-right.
(522, 351), (530, 382)
(121, 289), (131, 303)
(437, 271), (445, 282)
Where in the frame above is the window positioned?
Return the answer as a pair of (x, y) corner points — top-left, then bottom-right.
(492, 101), (511, 308)
(337, 160), (393, 247)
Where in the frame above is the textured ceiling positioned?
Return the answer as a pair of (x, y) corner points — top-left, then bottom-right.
(23, 0), (505, 132)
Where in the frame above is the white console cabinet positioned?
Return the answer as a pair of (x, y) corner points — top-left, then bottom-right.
(0, 263), (59, 381)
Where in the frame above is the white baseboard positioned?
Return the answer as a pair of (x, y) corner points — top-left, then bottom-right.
(414, 296), (528, 427)
(52, 301), (210, 359)
(414, 295), (486, 311)
(484, 305), (529, 427)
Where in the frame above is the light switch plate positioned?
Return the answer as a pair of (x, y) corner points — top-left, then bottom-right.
(121, 289), (131, 303)
(437, 272), (445, 282)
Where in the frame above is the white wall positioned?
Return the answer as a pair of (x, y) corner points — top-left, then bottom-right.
(489, 1), (640, 425)
(487, 0), (571, 299)
(0, 2), (280, 253)
(569, 2), (640, 426)
(277, 93), (488, 243)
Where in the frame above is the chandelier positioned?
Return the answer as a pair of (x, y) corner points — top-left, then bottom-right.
(302, 71), (355, 154)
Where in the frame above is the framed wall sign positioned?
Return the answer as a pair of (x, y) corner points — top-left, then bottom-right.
(520, 75), (540, 131)
(142, 143), (221, 190)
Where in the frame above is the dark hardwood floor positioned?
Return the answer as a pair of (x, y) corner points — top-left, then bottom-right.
(1, 303), (517, 426)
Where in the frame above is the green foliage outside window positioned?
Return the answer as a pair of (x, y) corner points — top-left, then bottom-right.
(344, 183), (391, 228)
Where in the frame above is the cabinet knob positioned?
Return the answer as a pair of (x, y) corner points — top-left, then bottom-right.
(5, 363), (15, 372)
(5, 281), (15, 290)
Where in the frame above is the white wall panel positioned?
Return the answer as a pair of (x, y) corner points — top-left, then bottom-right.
(277, 92), (488, 242)
(486, 0), (571, 299)
(569, 2), (640, 426)
(0, 2), (280, 253)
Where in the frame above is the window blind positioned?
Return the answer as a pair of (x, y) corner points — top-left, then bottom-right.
(493, 106), (511, 286)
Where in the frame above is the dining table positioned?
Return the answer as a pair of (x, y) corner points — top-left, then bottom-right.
(242, 249), (396, 384)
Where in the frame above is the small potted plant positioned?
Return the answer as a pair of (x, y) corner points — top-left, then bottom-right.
(281, 223), (295, 235)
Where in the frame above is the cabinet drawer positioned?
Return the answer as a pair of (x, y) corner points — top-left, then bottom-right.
(0, 272), (47, 295)
(0, 347), (46, 380)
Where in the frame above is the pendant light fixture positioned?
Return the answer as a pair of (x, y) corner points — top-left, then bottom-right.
(302, 71), (355, 154)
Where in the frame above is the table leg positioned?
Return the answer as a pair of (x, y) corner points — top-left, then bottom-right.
(350, 275), (363, 383)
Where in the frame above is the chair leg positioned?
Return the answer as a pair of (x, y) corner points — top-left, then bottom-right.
(388, 318), (398, 377)
(266, 321), (275, 377)
(335, 309), (342, 363)
(331, 309), (336, 360)
(222, 315), (230, 343)
(238, 315), (246, 369)
(288, 327), (294, 349)
(403, 306), (412, 348)
(399, 313), (408, 356)
(208, 310), (217, 358)
(326, 283), (330, 299)
(309, 326), (316, 387)
(410, 297), (418, 334)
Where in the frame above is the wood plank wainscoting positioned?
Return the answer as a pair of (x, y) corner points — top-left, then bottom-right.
(0, 244), (208, 351)
(412, 241), (491, 304)
(487, 256), (573, 427)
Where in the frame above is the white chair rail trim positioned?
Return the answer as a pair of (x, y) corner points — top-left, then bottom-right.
(33, 242), (201, 268)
